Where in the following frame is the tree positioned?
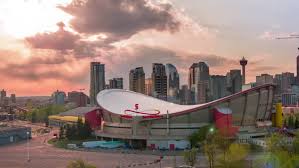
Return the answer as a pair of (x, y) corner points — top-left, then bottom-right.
(188, 125), (211, 148)
(67, 159), (96, 168)
(183, 148), (198, 167)
(288, 116), (295, 129)
(214, 132), (232, 165)
(204, 134), (217, 168)
(31, 110), (37, 123)
(82, 121), (92, 139)
(284, 119), (287, 128)
(295, 118), (299, 129)
(265, 133), (299, 168)
(77, 117), (84, 139)
(65, 124), (74, 140)
(217, 143), (249, 168)
(59, 126), (65, 140)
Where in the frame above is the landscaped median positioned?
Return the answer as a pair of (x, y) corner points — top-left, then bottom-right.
(48, 138), (97, 149)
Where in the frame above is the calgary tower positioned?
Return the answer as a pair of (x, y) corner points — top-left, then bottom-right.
(240, 57), (248, 85)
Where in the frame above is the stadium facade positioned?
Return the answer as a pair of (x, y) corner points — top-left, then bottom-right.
(95, 84), (276, 149)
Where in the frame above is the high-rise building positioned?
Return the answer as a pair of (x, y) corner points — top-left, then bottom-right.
(52, 90), (66, 105)
(188, 62), (210, 88)
(210, 75), (227, 100)
(152, 63), (167, 100)
(0, 89), (6, 101)
(165, 64), (180, 103)
(180, 85), (192, 105)
(226, 70), (242, 94)
(145, 78), (153, 96)
(10, 94), (16, 104)
(109, 78), (123, 89)
(196, 81), (209, 104)
(90, 62), (105, 105)
(129, 67), (145, 94)
(240, 57), (248, 85)
(68, 91), (89, 107)
(274, 74), (283, 95)
(188, 62), (210, 104)
(281, 72), (295, 93)
(256, 74), (274, 86)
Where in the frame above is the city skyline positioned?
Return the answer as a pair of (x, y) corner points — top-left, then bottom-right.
(1, 0), (299, 96)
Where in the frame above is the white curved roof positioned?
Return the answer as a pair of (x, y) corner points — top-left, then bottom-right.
(97, 89), (203, 116)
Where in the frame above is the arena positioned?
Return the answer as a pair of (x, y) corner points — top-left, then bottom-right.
(95, 84), (276, 149)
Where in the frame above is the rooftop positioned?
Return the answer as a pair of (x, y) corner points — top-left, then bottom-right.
(58, 106), (99, 117)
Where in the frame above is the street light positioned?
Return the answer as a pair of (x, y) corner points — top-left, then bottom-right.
(26, 131), (30, 162)
(209, 127), (214, 133)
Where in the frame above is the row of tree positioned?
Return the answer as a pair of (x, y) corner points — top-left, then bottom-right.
(186, 125), (299, 168)
(18, 105), (67, 126)
(284, 115), (299, 129)
(186, 125), (249, 168)
(59, 117), (92, 140)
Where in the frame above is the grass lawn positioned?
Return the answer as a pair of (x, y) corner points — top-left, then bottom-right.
(48, 137), (97, 149)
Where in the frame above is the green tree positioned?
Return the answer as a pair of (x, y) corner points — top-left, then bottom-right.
(288, 116), (295, 129)
(217, 143), (249, 168)
(214, 132), (232, 165)
(188, 125), (211, 148)
(31, 110), (37, 123)
(82, 121), (92, 139)
(59, 126), (65, 140)
(77, 117), (84, 138)
(295, 118), (299, 129)
(265, 133), (299, 168)
(204, 133), (217, 168)
(65, 124), (72, 140)
(67, 159), (96, 168)
(183, 148), (198, 167)
(284, 119), (287, 127)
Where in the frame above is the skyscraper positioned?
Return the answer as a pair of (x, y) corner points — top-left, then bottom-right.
(90, 62), (105, 106)
(0, 89), (6, 100)
(68, 91), (88, 107)
(165, 63), (180, 103)
(188, 62), (210, 104)
(129, 67), (145, 94)
(10, 94), (16, 104)
(52, 90), (66, 105)
(210, 75), (227, 100)
(145, 78), (153, 96)
(256, 74), (274, 86)
(240, 57), (248, 85)
(226, 70), (242, 94)
(109, 78), (123, 89)
(281, 72), (295, 93)
(152, 63), (167, 100)
(180, 85), (191, 105)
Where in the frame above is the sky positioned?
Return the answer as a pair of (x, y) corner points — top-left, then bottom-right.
(0, 0), (299, 96)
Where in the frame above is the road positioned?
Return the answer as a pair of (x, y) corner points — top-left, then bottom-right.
(0, 124), (190, 168)
(0, 121), (266, 168)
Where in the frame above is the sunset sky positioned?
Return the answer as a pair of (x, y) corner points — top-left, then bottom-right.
(1, 0), (299, 96)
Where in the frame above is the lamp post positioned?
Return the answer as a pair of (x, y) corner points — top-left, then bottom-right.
(26, 131), (30, 162)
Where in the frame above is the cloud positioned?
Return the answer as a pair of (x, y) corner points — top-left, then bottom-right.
(25, 22), (81, 50)
(59, 0), (180, 42)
